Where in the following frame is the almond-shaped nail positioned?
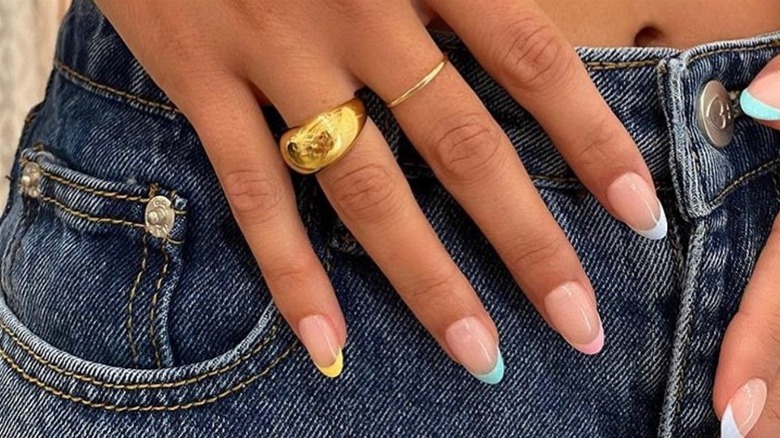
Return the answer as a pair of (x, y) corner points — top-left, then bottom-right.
(298, 315), (343, 378)
(544, 282), (604, 355)
(444, 316), (504, 384)
(721, 378), (767, 438)
(606, 172), (667, 240)
(741, 68), (780, 121)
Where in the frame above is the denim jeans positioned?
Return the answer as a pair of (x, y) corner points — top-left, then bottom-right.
(1, 1), (780, 436)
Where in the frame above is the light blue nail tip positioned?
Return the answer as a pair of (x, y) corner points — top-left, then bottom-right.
(741, 89), (780, 121)
(721, 405), (743, 438)
(472, 349), (504, 385)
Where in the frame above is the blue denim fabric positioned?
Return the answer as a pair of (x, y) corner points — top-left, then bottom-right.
(1, 1), (779, 436)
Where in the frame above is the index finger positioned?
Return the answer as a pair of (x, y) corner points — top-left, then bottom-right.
(428, 0), (667, 240)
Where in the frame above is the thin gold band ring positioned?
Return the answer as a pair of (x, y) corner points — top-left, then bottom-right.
(385, 56), (448, 109)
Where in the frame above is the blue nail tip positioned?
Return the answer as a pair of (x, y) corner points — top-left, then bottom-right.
(741, 89), (780, 121)
(472, 349), (505, 385)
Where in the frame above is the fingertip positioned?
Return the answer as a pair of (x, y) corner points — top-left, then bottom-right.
(298, 314), (346, 378)
(606, 173), (666, 240)
(631, 199), (667, 240)
(571, 325), (605, 356)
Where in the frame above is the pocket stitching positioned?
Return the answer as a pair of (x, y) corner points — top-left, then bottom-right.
(33, 163), (187, 216)
(0, 313), (285, 390)
(148, 246), (169, 368)
(126, 233), (148, 367)
(29, 193), (185, 246)
(36, 165), (152, 203)
(0, 337), (299, 412)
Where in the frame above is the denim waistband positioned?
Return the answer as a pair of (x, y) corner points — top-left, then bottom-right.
(54, 0), (780, 220)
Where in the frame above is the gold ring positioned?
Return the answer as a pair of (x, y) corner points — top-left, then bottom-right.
(385, 56), (448, 109)
(279, 97), (367, 174)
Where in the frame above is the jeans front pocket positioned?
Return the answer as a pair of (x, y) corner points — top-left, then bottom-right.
(3, 145), (188, 370)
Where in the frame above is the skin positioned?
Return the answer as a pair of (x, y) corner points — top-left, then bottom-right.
(535, 0), (780, 48)
(92, 0), (780, 431)
(94, 0), (659, 379)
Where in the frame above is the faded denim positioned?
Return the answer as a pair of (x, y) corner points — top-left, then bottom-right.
(1, 0), (780, 436)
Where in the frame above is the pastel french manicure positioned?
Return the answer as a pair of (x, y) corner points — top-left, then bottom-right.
(444, 316), (504, 384)
(721, 378), (767, 438)
(741, 70), (780, 121)
(544, 282), (604, 355)
(606, 172), (667, 240)
(298, 314), (344, 378)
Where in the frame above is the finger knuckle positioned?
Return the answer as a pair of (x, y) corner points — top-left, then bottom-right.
(328, 161), (403, 224)
(265, 258), (320, 293)
(496, 17), (575, 93)
(427, 112), (504, 184)
(222, 170), (284, 225)
(506, 234), (566, 272)
(571, 117), (622, 166)
(403, 262), (462, 305)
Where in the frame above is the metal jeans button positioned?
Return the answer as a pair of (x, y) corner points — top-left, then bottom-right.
(20, 162), (42, 198)
(145, 195), (174, 238)
(696, 80), (737, 148)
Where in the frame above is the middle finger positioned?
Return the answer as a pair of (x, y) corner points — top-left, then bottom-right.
(349, 12), (604, 354)
(265, 65), (506, 383)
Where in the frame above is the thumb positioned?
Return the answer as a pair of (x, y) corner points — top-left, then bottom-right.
(741, 55), (780, 130)
(713, 215), (780, 437)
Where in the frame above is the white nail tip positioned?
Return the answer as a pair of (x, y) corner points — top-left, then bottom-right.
(721, 405), (743, 438)
(631, 200), (667, 240)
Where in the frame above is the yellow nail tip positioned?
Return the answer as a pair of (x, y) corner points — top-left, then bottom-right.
(316, 350), (343, 378)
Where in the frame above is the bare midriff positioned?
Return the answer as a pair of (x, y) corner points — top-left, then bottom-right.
(533, 0), (780, 48)
(431, 0), (780, 49)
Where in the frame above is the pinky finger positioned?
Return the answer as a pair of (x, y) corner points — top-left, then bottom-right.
(179, 79), (347, 378)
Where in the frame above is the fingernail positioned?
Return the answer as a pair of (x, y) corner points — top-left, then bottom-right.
(544, 282), (604, 355)
(298, 315), (343, 378)
(444, 316), (504, 384)
(607, 172), (667, 240)
(721, 378), (767, 438)
(741, 71), (780, 121)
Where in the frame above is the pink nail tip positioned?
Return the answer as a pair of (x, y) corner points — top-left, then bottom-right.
(571, 325), (604, 355)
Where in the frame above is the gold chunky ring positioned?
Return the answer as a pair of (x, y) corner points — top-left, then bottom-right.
(385, 56), (448, 109)
(279, 97), (367, 174)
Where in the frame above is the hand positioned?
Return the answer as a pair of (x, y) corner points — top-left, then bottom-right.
(715, 56), (780, 437)
(94, 0), (664, 383)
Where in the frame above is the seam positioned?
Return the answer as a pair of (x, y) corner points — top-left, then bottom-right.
(37, 194), (146, 229)
(667, 222), (708, 436)
(31, 194), (185, 245)
(52, 39), (780, 129)
(54, 59), (180, 115)
(711, 159), (780, 206)
(687, 39), (780, 64)
(148, 247), (168, 368)
(0, 315), (281, 390)
(584, 59), (660, 70)
(126, 234), (148, 367)
(0, 339), (299, 412)
(22, 157), (187, 216)
(37, 165), (152, 202)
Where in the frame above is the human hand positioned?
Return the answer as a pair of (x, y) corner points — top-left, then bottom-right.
(93, 0), (665, 383)
(715, 56), (780, 437)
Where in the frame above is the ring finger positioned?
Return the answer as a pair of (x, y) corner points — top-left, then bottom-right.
(264, 65), (508, 383)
